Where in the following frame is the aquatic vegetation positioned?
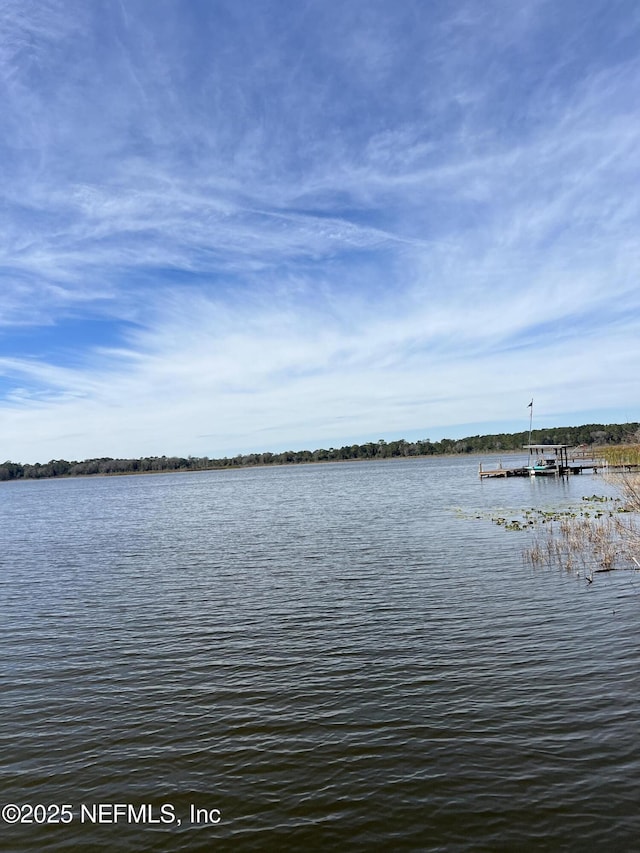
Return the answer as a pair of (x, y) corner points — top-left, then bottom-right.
(598, 444), (640, 468)
(476, 486), (640, 580)
(526, 477), (640, 579)
(488, 500), (627, 532)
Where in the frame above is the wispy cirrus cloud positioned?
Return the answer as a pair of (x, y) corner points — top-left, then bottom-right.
(0, 0), (638, 461)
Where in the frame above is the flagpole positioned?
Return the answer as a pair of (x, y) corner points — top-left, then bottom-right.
(527, 399), (533, 467)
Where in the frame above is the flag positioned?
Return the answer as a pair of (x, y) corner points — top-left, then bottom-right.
(528, 399), (533, 408)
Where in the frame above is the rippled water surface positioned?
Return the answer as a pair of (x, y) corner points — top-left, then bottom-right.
(2, 457), (639, 851)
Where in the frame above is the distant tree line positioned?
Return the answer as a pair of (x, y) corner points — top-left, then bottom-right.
(0, 422), (638, 481)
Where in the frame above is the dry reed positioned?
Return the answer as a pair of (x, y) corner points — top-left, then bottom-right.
(526, 471), (640, 578)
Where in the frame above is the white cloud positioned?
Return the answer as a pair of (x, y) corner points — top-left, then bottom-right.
(0, 0), (638, 461)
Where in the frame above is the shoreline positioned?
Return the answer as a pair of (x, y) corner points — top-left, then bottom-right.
(1, 445), (633, 483)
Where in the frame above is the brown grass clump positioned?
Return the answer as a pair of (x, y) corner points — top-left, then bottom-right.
(598, 443), (640, 469)
(526, 472), (640, 578)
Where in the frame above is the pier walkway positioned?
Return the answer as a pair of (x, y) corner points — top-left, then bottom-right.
(479, 444), (639, 479)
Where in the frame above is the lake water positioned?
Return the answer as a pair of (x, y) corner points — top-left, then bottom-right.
(1, 456), (639, 851)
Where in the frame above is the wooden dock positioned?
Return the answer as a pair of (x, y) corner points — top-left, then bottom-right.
(478, 462), (528, 478)
(479, 461), (608, 478)
(479, 400), (640, 479)
(479, 450), (640, 479)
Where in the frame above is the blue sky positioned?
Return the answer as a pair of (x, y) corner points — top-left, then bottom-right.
(1, 0), (639, 462)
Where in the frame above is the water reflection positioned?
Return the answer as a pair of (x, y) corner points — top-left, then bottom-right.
(1, 458), (638, 851)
